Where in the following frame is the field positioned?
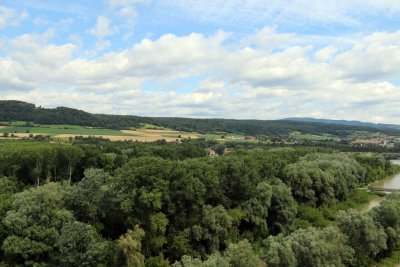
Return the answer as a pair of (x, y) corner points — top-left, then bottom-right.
(202, 133), (246, 141)
(289, 131), (338, 141)
(0, 125), (132, 136)
(0, 122), (200, 142)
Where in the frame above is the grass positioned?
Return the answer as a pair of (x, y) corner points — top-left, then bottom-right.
(0, 121), (204, 141)
(0, 125), (133, 136)
(0, 121), (250, 143)
(203, 132), (246, 141)
(289, 131), (337, 141)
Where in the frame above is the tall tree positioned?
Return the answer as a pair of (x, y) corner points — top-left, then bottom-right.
(57, 221), (113, 267)
(2, 183), (73, 265)
(114, 225), (146, 267)
(338, 209), (387, 266)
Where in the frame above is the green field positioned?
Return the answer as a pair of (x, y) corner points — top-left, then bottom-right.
(289, 131), (338, 141)
(0, 122), (253, 142)
(0, 124), (133, 136)
(0, 122), (204, 141)
(202, 132), (246, 141)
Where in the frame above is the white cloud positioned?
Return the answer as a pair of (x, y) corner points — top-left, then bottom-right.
(335, 30), (400, 81)
(95, 40), (112, 51)
(0, 5), (28, 28)
(90, 16), (114, 38)
(241, 26), (295, 52)
(2, 28), (400, 123)
(106, 0), (148, 40)
(315, 46), (337, 62)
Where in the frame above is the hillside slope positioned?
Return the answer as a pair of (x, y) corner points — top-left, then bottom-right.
(1, 100), (399, 137)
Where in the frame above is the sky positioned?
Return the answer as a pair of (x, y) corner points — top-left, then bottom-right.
(1, 0), (400, 123)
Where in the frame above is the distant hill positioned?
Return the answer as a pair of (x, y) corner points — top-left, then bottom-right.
(0, 100), (145, 129)
(284, 117), (399, 129)
(1, 100), (400, 137)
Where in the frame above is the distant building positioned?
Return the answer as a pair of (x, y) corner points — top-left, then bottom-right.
(245, 136), (257, 141)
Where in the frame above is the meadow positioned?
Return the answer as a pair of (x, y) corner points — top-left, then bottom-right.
(0, 122), (201, 142)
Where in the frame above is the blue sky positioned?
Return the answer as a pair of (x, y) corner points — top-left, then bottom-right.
(1, 0), (400, 123)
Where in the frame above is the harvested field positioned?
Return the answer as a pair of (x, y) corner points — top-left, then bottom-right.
(0, 123), (200, 142)
(54, 134), (181, 142)
(142, 129), (180, 133)
(353, 139), (381, 145)
(121, 129), (200, 140)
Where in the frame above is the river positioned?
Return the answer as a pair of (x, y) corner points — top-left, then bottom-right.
(364, 160), (400, 211)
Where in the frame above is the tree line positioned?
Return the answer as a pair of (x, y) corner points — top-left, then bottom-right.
(0, 139), (399, 266)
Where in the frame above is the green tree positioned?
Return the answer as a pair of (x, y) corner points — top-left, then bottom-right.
(371, 193), (400, 253)
(60, 146), (84, 184)
(261, 234), (296, 267)
(288, 227), (354, 267)
(214, 144), (225, 156)
(338, 209), (387, 265)
(195, 205), (232, 254)
(173, 253), (229, 267)
(111, 157), (171, 254)
(57, 221), (113, 267)
(66, 168), (111, 230)
(284, 161), (334, 206)
(224, 239), (260, 267)
(267, 179), (297, 234)
(115, 225), (146, 267)
(241, 182), (272, 238)
(0, 176), (21, 260)
(2, 183), (73, 265)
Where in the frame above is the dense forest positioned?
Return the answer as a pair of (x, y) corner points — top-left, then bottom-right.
(1, 137), (400, 266)
(2, 100), (400, 136)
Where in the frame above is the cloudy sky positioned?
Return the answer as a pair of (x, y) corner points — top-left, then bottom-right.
(1, 0), (400, 123)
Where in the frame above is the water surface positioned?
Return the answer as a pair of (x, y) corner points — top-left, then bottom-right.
(364, 160), (400, 211)
(371, 160), (400, 190)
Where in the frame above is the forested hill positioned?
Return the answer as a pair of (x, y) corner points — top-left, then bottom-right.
(0, 100), (145, 129)
(1, 100), (400, 136)
(284, 117), (399, 129)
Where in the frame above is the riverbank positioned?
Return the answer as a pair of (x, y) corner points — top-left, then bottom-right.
(362, 160), (400, 212)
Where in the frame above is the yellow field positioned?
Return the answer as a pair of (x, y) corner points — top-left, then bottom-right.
(54, 134), (182, 142)
(121, 129), (199, 140)
(352, 139), (381, 145)
(54, 128), (199, 142)
(0, 123), (200, 142)
(140, 129), (180, 133)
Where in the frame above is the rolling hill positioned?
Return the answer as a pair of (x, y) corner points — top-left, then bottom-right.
(1, 100), (400, 137)
(284, 117), (399, 129)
